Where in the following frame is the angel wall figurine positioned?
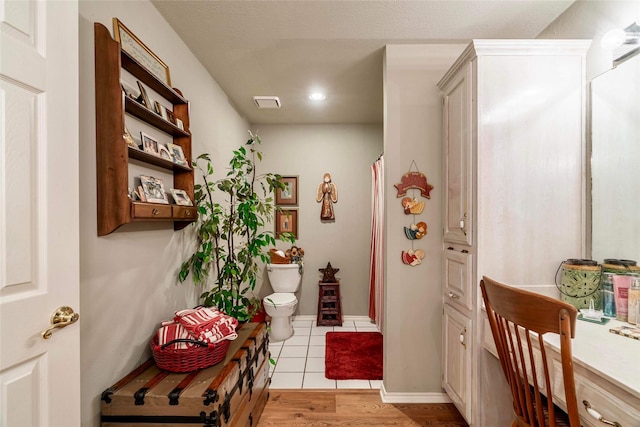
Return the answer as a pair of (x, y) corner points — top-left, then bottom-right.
(316, 173), (338, 220)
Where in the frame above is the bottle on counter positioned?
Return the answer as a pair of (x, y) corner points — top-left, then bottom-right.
(601, 272), (616, 317)
(628, 277), (640, 325)
(602, 259), (640, 321)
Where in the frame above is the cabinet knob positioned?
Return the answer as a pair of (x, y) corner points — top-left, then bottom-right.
(185, 210), (191, 216)
(152, 208), (159, 215)
(459, 327), (467, 348)
(449, 292), (461, 300)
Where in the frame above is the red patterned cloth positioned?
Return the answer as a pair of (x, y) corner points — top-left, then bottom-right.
(156, 321), (193, 350)
(173, 307), (238, 344)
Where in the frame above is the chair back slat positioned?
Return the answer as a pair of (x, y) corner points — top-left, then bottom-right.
(481, 276), (580, 427)
(525, 332), (545, 426)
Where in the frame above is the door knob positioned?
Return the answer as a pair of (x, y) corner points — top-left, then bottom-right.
(41, 306), (79, 339)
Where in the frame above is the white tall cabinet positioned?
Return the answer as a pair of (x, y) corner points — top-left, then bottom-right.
(438, 40), (590, 426)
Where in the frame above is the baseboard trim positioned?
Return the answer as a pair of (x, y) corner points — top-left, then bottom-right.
(293, 314), (374, 323)
(379, 383), (452, 404)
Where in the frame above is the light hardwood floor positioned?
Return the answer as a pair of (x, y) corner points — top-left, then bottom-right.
(257, 389), (468, 426)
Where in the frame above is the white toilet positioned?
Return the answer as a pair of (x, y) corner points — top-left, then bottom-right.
(263, 264), (302, 341)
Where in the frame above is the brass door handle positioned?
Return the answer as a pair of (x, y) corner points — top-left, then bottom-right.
(41, 306), (79, 339)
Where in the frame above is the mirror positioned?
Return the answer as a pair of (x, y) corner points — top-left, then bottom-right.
(590, 53), (640, 263)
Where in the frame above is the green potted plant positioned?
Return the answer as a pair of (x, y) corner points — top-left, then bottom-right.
(179, 131), (294, 321)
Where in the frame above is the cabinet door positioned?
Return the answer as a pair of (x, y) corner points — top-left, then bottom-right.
(442, 62), (472, 245)
(443, 249), (473, 311)
(442, 304), (472, 423)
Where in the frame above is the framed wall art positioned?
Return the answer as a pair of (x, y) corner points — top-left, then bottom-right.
(112, 18), (172, 86)
(275, 209), (298, 238)
(276, 176), (298, 206)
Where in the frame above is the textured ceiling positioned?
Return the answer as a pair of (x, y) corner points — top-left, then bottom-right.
(151, 0), (575, 124)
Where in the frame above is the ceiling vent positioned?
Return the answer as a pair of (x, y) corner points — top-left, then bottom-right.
(253, 96), (281, 109)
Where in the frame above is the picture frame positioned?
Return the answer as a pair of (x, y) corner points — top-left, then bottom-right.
(121, 81), (141, 103)
(275, 209), (298, 238)
(175, 118), (184, 130)
(140, 131), (159, 155)
(166, 143), (187, 165)
(159, 104), (169, 122)
(152, 100), (163, 116)
(139, 175), (168, 204)
(165, 109), (176, 125)
(158, 144), (172, 161)
(113, 18), (172, 86)
(170, 189), (193, 206)
(123, 126), (137, 148)
(137, 81), (151, 109)
(137, 185), (146, 202)
(276, 176), (298, 206)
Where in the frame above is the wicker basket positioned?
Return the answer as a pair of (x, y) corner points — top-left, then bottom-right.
(269, 248), (290, 264)
(151, 336), (231, 372)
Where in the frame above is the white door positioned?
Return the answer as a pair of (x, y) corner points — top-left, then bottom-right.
(0, 1), (80, 426)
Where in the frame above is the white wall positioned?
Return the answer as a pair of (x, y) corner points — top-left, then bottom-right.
(253, 124), (382, 316)
(78, 1), (249, 425)
(382, 45), (466, 395)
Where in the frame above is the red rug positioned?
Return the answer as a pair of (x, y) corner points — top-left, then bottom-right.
(325, 332), (383, 380)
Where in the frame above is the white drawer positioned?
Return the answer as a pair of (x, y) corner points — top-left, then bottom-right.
(443, 248), (473, 311)
(551, 359), (640, 427)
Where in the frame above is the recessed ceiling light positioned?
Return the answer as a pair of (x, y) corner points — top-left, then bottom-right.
(309, 92), (326, 101)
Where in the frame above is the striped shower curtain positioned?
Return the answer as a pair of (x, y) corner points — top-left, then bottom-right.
(369, 155), (384, 332)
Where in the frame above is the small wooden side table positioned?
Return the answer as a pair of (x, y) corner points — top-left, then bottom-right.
(317, 281), (342, 326)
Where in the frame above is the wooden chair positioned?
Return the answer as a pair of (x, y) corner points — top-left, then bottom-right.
(480, 276), (580, 427)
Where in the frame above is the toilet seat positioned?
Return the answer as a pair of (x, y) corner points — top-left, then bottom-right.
(264, 292), (297, 306)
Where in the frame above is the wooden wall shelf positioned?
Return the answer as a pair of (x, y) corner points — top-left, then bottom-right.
(94, 22), (196, 236)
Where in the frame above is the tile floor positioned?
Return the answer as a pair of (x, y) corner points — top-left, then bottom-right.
(268, 318), (382, 389)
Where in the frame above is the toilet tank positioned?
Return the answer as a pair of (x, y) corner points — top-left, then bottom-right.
(267, 264), (302, 293)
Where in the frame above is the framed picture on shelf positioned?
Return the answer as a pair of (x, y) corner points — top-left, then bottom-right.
(158, 144), (172, 161)
(137, 185), (146, 202)
(159, 105), (169, 122)
(175, 118), (184, 130)
(165, 109), (176, 125)
(112, 18), (172, 86)
(166, 143), (187, 165)
(275, 209), (298, 238)
(139, 175), (168, 204)
(123, 127), (137, 148)
(152, 100), (163, 116)
(170, 189), (193, 206)
(121, 81), (141, 102)
(136, 80), (151, 109)
(140, 131), (160, 155)
(276, 176), (298, 206)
